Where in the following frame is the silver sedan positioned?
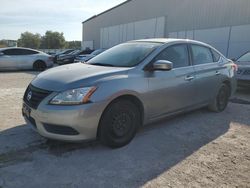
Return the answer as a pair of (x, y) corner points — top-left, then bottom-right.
(22, 39), (237, 148)
(0, 47), (53, 71)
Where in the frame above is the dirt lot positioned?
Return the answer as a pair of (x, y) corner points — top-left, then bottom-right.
(0, 71), (250, 188)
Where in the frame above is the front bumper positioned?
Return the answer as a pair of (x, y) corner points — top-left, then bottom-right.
(57, 59), (74, 65)
(22, 99), (108, 142)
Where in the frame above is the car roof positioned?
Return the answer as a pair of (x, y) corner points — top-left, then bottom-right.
(133, 38), (209, 46)
(131, 38), (224, 56)
(135, 38), (212, 47)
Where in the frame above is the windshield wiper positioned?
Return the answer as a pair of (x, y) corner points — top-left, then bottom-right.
(90, 63), (114, 67)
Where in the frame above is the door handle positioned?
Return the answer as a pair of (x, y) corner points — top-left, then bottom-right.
(185, 75), (194, 81)
(215, 71), (221, 75)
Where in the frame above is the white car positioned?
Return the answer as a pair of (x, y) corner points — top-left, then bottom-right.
(0, 47), (53, 71)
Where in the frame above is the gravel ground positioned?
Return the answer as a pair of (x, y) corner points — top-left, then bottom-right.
(0, 71), (250, 188)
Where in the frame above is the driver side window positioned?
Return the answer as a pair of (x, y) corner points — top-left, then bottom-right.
(154, 44), (189, 68)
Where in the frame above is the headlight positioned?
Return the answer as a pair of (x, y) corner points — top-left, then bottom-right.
(50, 87), (97, 105)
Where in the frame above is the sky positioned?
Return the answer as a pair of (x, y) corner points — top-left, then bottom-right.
(0, 0), (126, 41)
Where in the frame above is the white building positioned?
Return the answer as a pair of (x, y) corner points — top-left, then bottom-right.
(82, 0), (250, 58)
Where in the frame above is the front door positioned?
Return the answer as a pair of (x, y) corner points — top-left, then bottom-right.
(146, 44), (196, 119)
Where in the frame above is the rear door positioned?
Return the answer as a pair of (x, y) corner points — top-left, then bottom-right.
(147, 44), (196, 119)
(190, 44), (222, 105)
(18, 49), (38, 69)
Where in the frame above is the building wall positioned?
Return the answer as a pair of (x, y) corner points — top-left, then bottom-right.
(100, 17), (165, 48)
(82, 0), (250, 58)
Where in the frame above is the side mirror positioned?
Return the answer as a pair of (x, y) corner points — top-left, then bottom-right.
(153, 60), (173, 71)
(0, 52), (4, 56)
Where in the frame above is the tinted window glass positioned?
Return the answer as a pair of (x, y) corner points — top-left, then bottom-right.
(24, 49), (39, 55)
(88, 42), (161, 67)
(3, 49), (18, 55)
(191, 45), (213, 65)
(3, 49), (38, 55)
(154, 44), (189, 68)
(211, 49), (221, 62)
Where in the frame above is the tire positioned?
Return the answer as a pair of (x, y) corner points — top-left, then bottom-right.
(208, 84), (230, 112)
(98, 99), (141, 148)
(33, 60), (47, 71)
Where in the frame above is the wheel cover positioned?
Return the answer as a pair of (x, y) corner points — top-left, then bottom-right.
(217, 87), (228, 110)
(111, 112), (133, 138)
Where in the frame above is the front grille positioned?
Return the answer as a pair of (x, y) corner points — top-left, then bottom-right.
(43, 124), (79, 135)
(23, 85), (52, 109)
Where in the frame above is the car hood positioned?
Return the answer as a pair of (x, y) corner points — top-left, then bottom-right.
(58, 54), (75, 60)
(77, 55), (94, 60)
(78, 55), (88, 58)
(31, 63), (131, 92)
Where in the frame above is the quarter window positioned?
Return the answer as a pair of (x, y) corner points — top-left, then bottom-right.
(154, 44), (189, 68)
(211, 49), (221, 62)
(191, 45), (213, 65)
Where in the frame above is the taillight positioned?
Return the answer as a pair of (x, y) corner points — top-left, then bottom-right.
(232, 63), (238, 71)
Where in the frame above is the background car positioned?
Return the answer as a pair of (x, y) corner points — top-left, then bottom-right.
(235, 51), (250, 87)
(53, 49), (74, 63)
(57, 49), (92, 65)
(23, 39), (237, 148)
(74, 49), (106, 63)
(0, 47), (53, 71)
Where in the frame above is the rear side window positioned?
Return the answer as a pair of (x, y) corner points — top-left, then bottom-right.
(211, 49), (221, 62)
(154, 44), (189, 68)
(2, 49), (38, 55)
(191, 45), (213, 65)
(24, 49), (39, 55)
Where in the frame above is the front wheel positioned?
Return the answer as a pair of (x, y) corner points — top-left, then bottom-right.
(208, 84), (230, 112)
(98, 99), (141, 148)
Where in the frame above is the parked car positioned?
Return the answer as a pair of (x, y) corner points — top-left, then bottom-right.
(53, 49), (75, 63)
(74, 49), (106, 63)
(235, 51), (250, 87)
(22, 39), (237, 148)
(57, 50), (90, 65)
(0, 47), (53, 71)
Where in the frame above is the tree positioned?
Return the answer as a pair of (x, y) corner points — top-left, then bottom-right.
(17, 32), (41, 49)
(0, 40), (7, 48)
(40, 31), (66, 49)
(65, 41), (81, 49)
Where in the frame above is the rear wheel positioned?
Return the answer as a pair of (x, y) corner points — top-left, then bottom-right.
(208, 84), (230, 112)
(99, 99), (141, 148)
(33, 60), (47, 71)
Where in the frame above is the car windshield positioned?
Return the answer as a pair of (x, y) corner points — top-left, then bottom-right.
(87, 42), (161, 67)
(237, 52), (250, 62)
